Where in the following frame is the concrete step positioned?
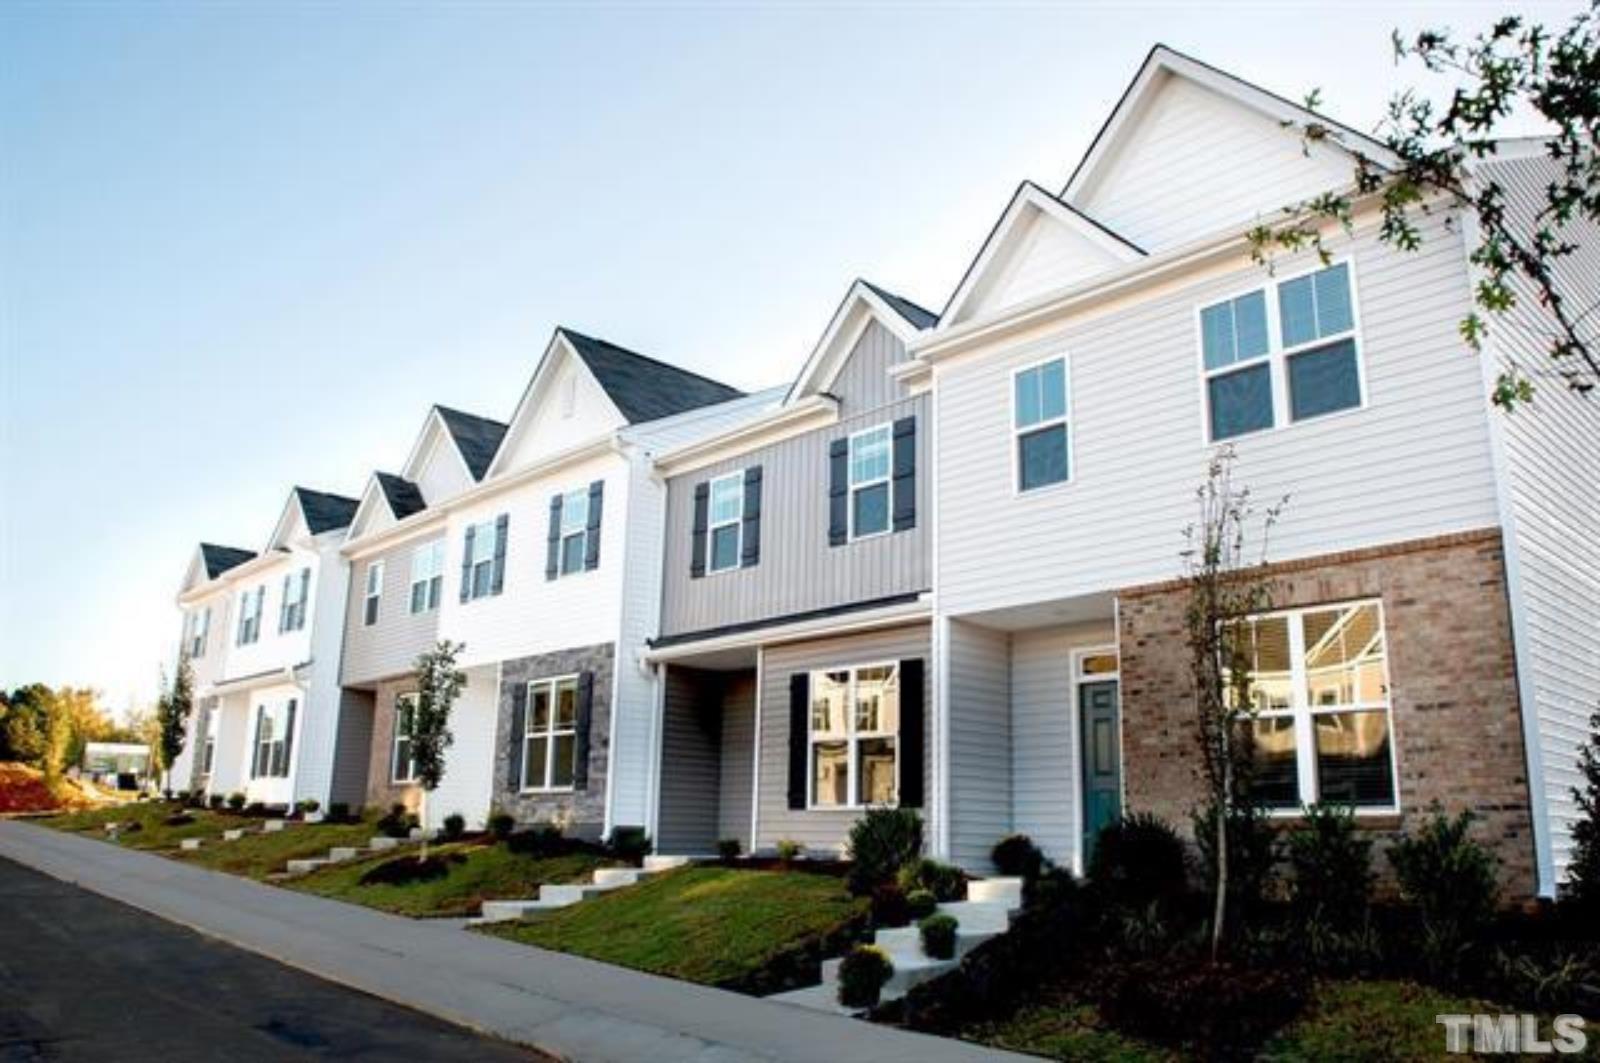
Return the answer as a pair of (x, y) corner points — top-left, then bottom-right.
(368, 837), (402, 851)
(590, 867), (646, 887)
(222, 828), (249, 841)
(535, 884), (589, 907)
(302, 812), (325, 824)
(285, 858), (330, 874)
(479, 899), (565, 922)
(819, 949), (956, 1000)
(873, 922), (998, 960)
(408, 827), (436, 841)
(263, 819), (287, 833)
(180, 838), (203, 851)
(327, 847), (363, 862)
(641, 855), (691, 872)
(934, 900), (1014, 936)
(765, 983), (862, 1016)
(966, 877), (1024, 906)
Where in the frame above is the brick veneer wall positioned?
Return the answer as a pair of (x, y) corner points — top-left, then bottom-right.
(1117, 528), (1538, 899)
(365, 678), (421, 815)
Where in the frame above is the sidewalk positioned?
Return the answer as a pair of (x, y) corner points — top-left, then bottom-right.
(0, 821), (1020, 1063)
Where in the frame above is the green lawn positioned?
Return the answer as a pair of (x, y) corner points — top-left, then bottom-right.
(482, 866), (867, 988)
(286, 841), (613, 917)
(39, 802), (256, 851)
(173, 814), (381, 879)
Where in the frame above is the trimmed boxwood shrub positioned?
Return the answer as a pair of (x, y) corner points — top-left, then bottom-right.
(1096, 960), (1307, 1054)
(897, 857), (965, 902)
(837, 945), (894, 1008)
(208, 794), (225, 810)
(327, 802), (351, 823)
(296, 798), (320, 817)
(717, 838), (742, 861)
(870, 883), (911, 928)
(357, 853), (465, 887)
(608, 827), (651, 866)
(226, 792), (246, 811)
(919, 913), (959, 960)
(162, 812), (195, 827)
(488, 810), (516, 841)
(905, 888), (938, 922)
(1087, 812), (1188, 911)
(845, 808), (921, 895)
(991, 834), (1045, 879)
(377, 803), (418, 839)
(507, 826), (567, 856)
(441, 813), (466, 841)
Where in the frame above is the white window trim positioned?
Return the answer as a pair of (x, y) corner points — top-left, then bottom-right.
(239, 586), (263, 645)
(201, 706), (218, 775)
(364, 561), (384, 626)
(846, 424), (893, 542)
(391, 692), (418, 784)
(1069, 645), (1121, 876)
(1010, 355), (1074, 496)
(409, 540), (444, 615)
(283, 568), (308, 632)
(1194, 256), (1368, 446)
(253, 698), (294, 779)
(558, 490), (590, 578)
(806, 660), (901, 812)
(520, 673), (579, 793)
(706, 471), (744, 575)
(1236, 597), (1400, 817)
(466, 518), (500, 600)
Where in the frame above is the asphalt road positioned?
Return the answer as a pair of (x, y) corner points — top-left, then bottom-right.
(0, 856), (546, 1061)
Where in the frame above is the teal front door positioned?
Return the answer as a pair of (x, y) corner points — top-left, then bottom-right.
(1079, 680), (1122, 866)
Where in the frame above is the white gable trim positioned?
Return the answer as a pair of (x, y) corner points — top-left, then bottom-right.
(485, 330), (626, 480)
(1063, 45), (1397, 205)
(400, 408), (477, 488)
(346, 474), (397, 543)
(265, 490), (309, 553)
(179, 546), (214, 598)
(940, 182), (1144, 327)
(783, 280), (927, 406)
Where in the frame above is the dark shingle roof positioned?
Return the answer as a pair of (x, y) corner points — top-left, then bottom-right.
(199, 543), (256, 580)
(560, 329), (745, 425)
(294, 487), (360, 534)
(434, 407), (507, 481)
(375, 473), (427, 520)
(861, 280), (939, 331)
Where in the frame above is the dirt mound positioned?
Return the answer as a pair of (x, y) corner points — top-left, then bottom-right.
(0, 762), (114, 814)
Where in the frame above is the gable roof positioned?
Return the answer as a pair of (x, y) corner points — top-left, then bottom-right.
(559, 328), (745, 425)
(374, 473), (427, 520)
(860, 280), (939, 331)
(294, 487), (360, 535)
(199, 543), (256, 580)
(433, 406), (506, 482)
(784, 278), (940, 405)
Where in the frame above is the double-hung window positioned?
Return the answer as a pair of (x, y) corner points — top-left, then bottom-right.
(809, 663), (900, 808)
(1013, 357), (1070, 491)
(281, 567), (309, 632)
(848, 426), (892, 539)
(363, 561), (383, 626)
(186, 608), (209, 658)
(237, 587), (263, 645)
(1231, 600), (1397, 812)
(466, 519), (499, 599)
(391, 693), (418, 784)
(251, 699), (295, 778)
(522, 676), (578, 790)
(201, 706), (218, 774)
(410, 540), (444, 614)
(1200, 261), (1362, 441)
(707, 473), (743, 573)
(559, 489), (589, 576)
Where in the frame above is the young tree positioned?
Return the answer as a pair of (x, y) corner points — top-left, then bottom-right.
(1252, 4), (1599, 409)
(1563, 709), (1600, 916)
(1, 685), (49, 766)
(410, 640), (466, 860)
(155, 658), (194, 793)
(1181, 447), (1284, 961)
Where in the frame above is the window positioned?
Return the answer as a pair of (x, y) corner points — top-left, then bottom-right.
(1200, 262), (1362, 441)
(522, 676), (579, 790)
(251, 699), (295, 778)
(237, 586), (263, 645)
(363, 561), (383, 626)
(281, 568), (309, 632)
(848, 425), (892, 539)
(1230, 600), (1397, 812)
(708, 473), (743, 573)
(201, 706), (217, 774)
(186, 608), (209, 658)
(466, 519), (499, 600)
(809, 663), (900, 808)
(391, 693), (418, 783)
(410, 540), (444, 614)
(1013, 357), (1070, 491)
(559, 488), (589, 576)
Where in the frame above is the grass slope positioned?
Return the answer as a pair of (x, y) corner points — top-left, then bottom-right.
(39, 802), (255, 851)
(287, 841), (612, 917)
(483, 866), (866, 987)
(174, 816), (381, 879)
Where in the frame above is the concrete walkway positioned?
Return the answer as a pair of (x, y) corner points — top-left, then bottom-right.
(0, 822), (1020, 1063)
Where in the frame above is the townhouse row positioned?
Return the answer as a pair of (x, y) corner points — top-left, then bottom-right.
(167, 46), (1599, 900)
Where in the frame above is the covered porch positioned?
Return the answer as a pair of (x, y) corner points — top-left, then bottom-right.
(649, 643), (758, 857)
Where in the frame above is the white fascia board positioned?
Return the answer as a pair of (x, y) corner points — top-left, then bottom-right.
(784, 281), (924, 406)
(345, 474), (394, 542)
(265, 489), (308, 554)
(651, 394), (840, 477)
(401, 409), (478, 489)
(485, 330), (626, 480)
(642, 594), (931, 665)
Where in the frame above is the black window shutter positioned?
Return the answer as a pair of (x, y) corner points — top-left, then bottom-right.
(787, 672), (810, 810)
(584, 480), (603, 571)
(249, 707), (264, 779)
(898, 659), (925, 808)
(741, 466), (762, 567)
(827, 438), (849, 546)
(892, 416), (916, 532)
(573, 671), (595, 791)
(507, 682), (527, 791)
(279, 699), (298, 779)
(298, 567), (311, 629)
(278, 573), (290, 633)
(545, 495), (562, 581)
(460, 525), (476, 603)
(690, 482), (709, 579)
(491, 513), (509, 595)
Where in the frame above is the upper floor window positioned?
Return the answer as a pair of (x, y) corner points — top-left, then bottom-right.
(848, 425), (892, 539)
(463, 516), (506, 601)
(186, 607), (210, 659)
(1013, 357), (1070, 491)
(708, 473), (744, 573)
(391, 693), (418, 784)
(236, 586), (263, 646)
(279, 567), (309, 633)
(363, 561), (384, 626)
(1200, 261), (1363, 441)
(559, 489), (589, 575)
(810, 663), (899, 809)
(1229, 599), (1397, 812)
(522, 675), (578, 791)
(410, 540), (444, 614)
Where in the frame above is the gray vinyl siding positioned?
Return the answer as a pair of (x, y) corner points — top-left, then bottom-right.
(717, 674), (755, 848)
(830, 320), (910, 418)
(660, 392), (931, 638)
(328, 688), (374, 809)
(1480, 153), (1600, 892)
(946, 618), (1011, 870)
(656, 668), (722, 854)
(340, 535), (443, 687)
(755, 623), (930, 855)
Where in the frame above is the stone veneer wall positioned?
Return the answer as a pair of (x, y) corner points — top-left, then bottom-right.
(490, 641), (615, 839)
(365, 678), (421, 815)
(1117, 528), (1538, 899)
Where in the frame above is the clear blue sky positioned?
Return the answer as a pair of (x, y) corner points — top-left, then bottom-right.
(0, 1), (1580, 716)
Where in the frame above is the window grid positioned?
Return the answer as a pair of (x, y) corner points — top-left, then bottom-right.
(410, 540), (444, 614)
(363, 561), (383, 627)
(808, 663), (900, 810)
(707, 472), (744, 573)
(559, 489), (589, 576)
(391, 693), (417, 784)
(522, 676), (579, 792)
(847, 425), (892, 541)
(467, 519), (498, 599)
(1012, 357), (1071, 492)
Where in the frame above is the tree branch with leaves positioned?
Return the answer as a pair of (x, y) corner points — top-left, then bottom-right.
(410, 640), (465, 861)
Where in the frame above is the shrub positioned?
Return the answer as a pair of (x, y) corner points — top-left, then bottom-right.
(1285, 803), (1373, 933)
(1390, 806), (1499, 978)
(716, 837), (742, 862)
(378, 803), (418, 839)
(1087, 812), (1189, 912)
(208, 794), (225, 810)
(327, 802), (351, 823)
(896, 857), (965, 902)
(296, 799), (320, 816)
(870, 883), (911, 927)
(775, 838), (804, 864)
(608, 827), (651, 866)
(919, 913), (959, 960)
(186, 790), (208, 809)
(1560, 710), (1600, 920)
(905, 888), (938, 921)
(1193, 800), (1277, 923)
(837, 945), (894, 1009)
(488, 810), (516, 841)
(1096, 959), (1308, 1054)
(845, 808), (922, 895)
(991, 834), (1045, 879)
(357, 853), (465, 887)
(245, 801), (266, 815)
(162, 812), (195, 827)
(226, 792), (246, 811)
(507, 826), (566, 856)
(441, 813), (466, 841)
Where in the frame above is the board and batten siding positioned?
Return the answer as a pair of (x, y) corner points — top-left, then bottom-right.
(829, 320), (916, 419)
(934, 212), (1502, 620)
(1480, 153), (1600, 892)
(945, 618), (1011, 870)
(328, 688), (374, 809)
(654, 668), (756, 854)
(754, 623), (930, 855)
(659, 393), (931, 638)
(340, 531), (445, 687)
(717, 675), (755, 849)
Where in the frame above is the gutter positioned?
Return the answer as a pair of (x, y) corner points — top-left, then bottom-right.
(651, 394), (840, 477)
